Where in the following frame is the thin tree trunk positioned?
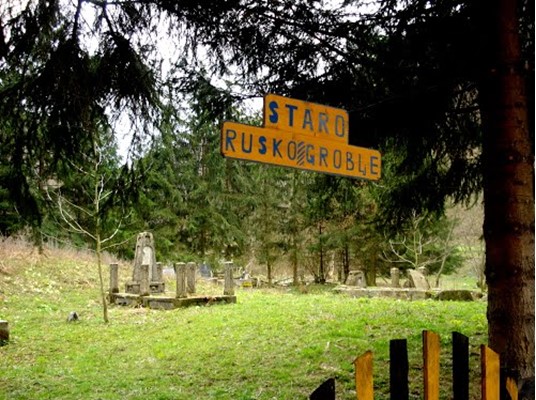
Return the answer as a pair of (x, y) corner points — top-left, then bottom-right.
(95, 174), (109, 324)
(318, 222), (325, 283)
(365, 250), (377, 287)
(343, 243), (350, 283)
(267, 259), (272, 286)
(291, 171), (299, 286)
(434, 221), (455, 288)
(96, 235), (109, 324)
(291, 236), (298, 286)
(478, 0), (534, 388)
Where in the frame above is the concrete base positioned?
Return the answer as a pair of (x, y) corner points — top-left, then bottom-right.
(334, 286), (481, 301)
(125, 281), (166, 295)
(125, 282), (140, 294)
(335, 287), (433, 300)
(109, 293), (237, 309)
(149, 282), (165, 293)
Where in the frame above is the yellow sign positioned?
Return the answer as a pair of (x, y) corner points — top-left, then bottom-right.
(263, 93), (349, 143)
(221, 122), (381, 180)
(222, 94), (381, 180)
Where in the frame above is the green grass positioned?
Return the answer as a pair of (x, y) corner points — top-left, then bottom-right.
(0, 242), (487, 399)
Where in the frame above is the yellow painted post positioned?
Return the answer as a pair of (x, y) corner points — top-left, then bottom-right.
(481, 345), (500, 400)
(354, 351), (374, 400)
(505, 377), (518, 400)
(423, 330), (440, 400)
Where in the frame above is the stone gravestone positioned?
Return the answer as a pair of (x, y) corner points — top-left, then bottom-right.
(223, 261), (235, 296)
(346, 270), (367, 288)
(407, 269), (430, 290)
(390, 267), (400, 288)
(186, 262), (196, 294)
(151, 262), (164, 293)
(139, 264), (150, 296)
(109, 263), (119, 293)
(126, 232), (165, 294)
(198, 262), (213, 278)
(417, 266), (429, 277)
(175, 262), (187, 298)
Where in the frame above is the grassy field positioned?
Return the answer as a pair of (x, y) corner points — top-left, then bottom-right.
(0, 239), (487, 399)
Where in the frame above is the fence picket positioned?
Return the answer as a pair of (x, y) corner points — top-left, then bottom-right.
(481, 345), (500, 400)
(390, 339), (409, 400)
(423, 330), (440, 400)
(505, 377), (518, 400)
(452, 332), (469, 400)
(354, 351), (374, 400)
(346, 330), (503, 400)
(310, 377), (336, 400)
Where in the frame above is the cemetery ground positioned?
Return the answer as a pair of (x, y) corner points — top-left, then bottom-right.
(0, 239), (487, 399)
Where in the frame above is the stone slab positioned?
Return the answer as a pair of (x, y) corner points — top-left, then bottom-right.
(407, 269), (430, 290)
(434, 290), (478, 301)
(125, 282), (141, 294)
(149, 282), (165, 293)
(334, 286), (483, 302)
(335, 287), (432, 300)
(110, 293), (142, 306)
(109, 293), (237, 309)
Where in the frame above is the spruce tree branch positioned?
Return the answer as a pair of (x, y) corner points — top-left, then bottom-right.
(56, 197), (96, 241)
(73, 0), (84, 40)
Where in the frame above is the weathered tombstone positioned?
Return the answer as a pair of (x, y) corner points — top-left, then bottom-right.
(133, 232), (156, 281)
(437, 290), (474, 301)
(154, 262), (163, 282)
(109, 263), (119, 294)
(198, 262), (212, 278)
(347, 270), (367, 288)
(175, 262), (187, 298)
(150, 262), (165, 293)
(126, 232), (165, 294)
(223, 261), (235, 296)
(0, 320), (9, 345)
(186, 262), (196, 294)
(139, 264), (150, 296)
(407, 269), (430, 290)
(162, 265), (175, 280)
(417, 266), (429, 277)
(390, 267), (400, 288)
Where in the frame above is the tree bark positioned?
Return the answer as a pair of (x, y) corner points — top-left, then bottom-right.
(318, 222), (325, 283)
(291, 236), (299, 286)
(478, 0), (534, 388)
(343, 243), (350, 283)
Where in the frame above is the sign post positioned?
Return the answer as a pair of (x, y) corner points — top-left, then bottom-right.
(221, 94), (381, 180)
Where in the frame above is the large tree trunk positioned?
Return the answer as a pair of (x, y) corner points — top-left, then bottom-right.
(478, 0), (534, 391)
